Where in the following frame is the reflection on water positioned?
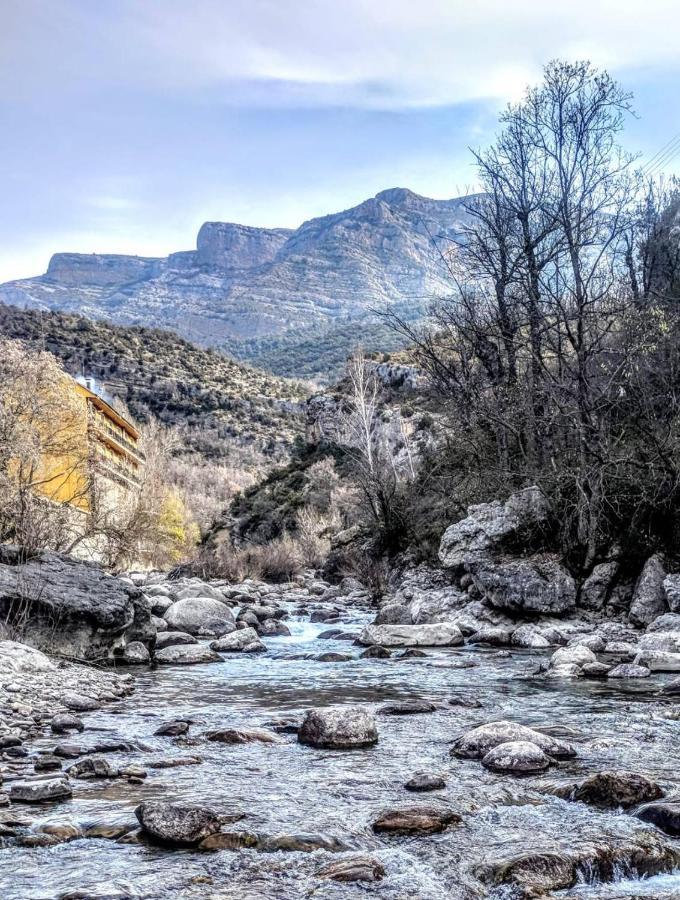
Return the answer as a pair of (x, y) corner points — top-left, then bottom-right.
(4, 606), (680, 899)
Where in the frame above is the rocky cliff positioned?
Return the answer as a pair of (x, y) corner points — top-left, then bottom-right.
(0, 188), (473, 377)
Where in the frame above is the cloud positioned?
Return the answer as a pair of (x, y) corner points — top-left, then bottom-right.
(4, 0), (679, 110)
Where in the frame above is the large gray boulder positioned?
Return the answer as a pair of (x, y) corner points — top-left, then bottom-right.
(135, 801), (225, 845)
(210, 627), (264, 652)
(298, 706), (378, 749)
(164, 597), (235, 635)
(481, 740), (550, 774)
(629, 555), (667, 626)
(471, 555), (576, 616)
(155, 644), (222, 665)
(439, 486), (549, 569)
(452, 720), (576, 759)
(0, 547), (153, 660)
(0, 640), (56, 673)
(663, 574), (680, 613)
(580, 560), (619, 611)
(358, 623), (463, 647)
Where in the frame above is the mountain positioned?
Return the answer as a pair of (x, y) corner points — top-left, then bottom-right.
(0, 188), (473, 378)
(0, 303), (307, 465)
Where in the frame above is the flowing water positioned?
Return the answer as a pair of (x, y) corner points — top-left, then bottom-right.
(4, 605), (680, 899)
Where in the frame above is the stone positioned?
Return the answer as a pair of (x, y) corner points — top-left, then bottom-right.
(629, 555), (667, 626)
(663, 574), (680, 612)
(315, 652), (352, 662)
(379, 700), (437, 715)
(155, 644), (222, 665)
(452, 720), (576, 759)
(374, 600), (412, 625)
(360, 645), (391, 659)
(634, 650), (680, 672)
(400, 648), (428, 658)
(636, 801), (680, 835)
(648, 613), (680, 633)
(61, 692), (99, 712)
(210, 627), (264, 653)
(372, 806), (461, 835)
(198, 830), (259, 851)
(358, 623), (463, 647)
(550, 645), (597, 671)
(580, 560), (619, 611)
(154, 720), (190, 737)
(404, 774), (446, 792)
(581, 662), (611, 678)
(438, 486), (549, 568)
(51, 713), (84, 734)
(298, 706), (378, 749)
(0, 640), (55, 673)
(260, 832), (348, 853)
(122, 641), (150, 664)
(174, 582), (228, 603)
(135, 801), (226, 845)
(310, 609), (339, 623)
(34, 754), (63, 772)
(468, 626), (513, 646)
(510, 625), (551, 649)
(198, 618), (237, 638)
(154, 631), (197, 651)
(568, 772), (664, 808)
(662, 677), (680, 694)
(481, 740), (550, 774)
(67, 756), (119, 778)
(607, 663), (650, 678)
(316, 855), (386, 883)
(472, 554), (577, 616)
(206, 728), (281, 745)
(164, 597), (235, 635)
(10, 778), (72, 803)
(257, 619), (291, 637)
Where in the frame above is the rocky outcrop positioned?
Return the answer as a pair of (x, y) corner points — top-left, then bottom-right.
(629, 555), (667, 626)
(471, 555), (576, 616)
(196, 222), (292, 269)
(0, 547), (152, 660)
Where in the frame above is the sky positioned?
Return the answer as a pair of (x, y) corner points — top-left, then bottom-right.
(1, 0), (679, 282)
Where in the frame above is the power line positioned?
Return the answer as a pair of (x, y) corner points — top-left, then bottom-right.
(643, 134), (680, 175)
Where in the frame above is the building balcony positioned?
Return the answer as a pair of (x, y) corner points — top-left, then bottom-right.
(94, 457), (142, 490)
(93, 420), (146, 462)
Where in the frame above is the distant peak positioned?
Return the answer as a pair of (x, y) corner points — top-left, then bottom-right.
(374, 187), (423, 205)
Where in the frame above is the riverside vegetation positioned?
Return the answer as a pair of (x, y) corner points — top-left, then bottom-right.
(2, 61), (680, 899)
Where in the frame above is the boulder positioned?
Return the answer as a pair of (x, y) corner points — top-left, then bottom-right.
(648, 612), (680, 633)
(636, 801), (680, 835)
(50, 713), (84, 734)
(608, 663), (650, 678)
(154, 631), (197, 651)
(173, 583), (227, 603)
(374, 600), (412, 625)
(199, 831), (259, 851)
(316, 855), (385, 883)
(663, 574), (680, 612)
(404, 774), (446, 792)
(472, 555), (576, 615)
(155, 644), (222, 665)
(315, 652), (352, 662)
(135, 801), (226, 846)
(260, 832), (348, 853)
(257, 619), (291, 637)
(298, 706), (378, 749)
(206, 728), (281, 744)
(511, 625), (551, 649)
(360, 645), (391, 659)
(379, 701), (437, 715)
(0, 548), (153, 660)
(210, 627), (265, 652)
(0, 640), (56, 673)
(634, 650), (680, 672)
(67, 756), (119, 779)
(154, 720), (190, 737)
(468, 626), (513, 646)
(438, 486), (549, 568)
(61, 691), (99, 711)
(550, 645), (597, 674)
(581, 661), (611, 678)
(358, 623), (463, 647)
(568, 772), (664, 808)
(579, 560), (618, 611)
(164, 598), (235, 635)
(10, 778), (72, 803)
(372, 806), (461, 835)
(481, 740), (550, 774)
(123, 641), (150, 664)
(452, 721), (576, 759)
(629, 555), (667, 626)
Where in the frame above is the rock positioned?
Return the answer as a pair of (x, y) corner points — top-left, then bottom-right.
(472, 554), (577, 616)
(198, 830), (259, 851)
(310, 609), (339, 623)
(206, 728), (281, 744)
(663, 574), (680, 612)
(123, 641), (150, 664)
(374, 600), (412, 625)
(0, 640), (56, 673)
(41, 823), (82, 842)
(316, 855), (386, 883)
(580, 560), (619, 611)
(257, 619), (291, 637)
(452, 721), (576, 759)
(630, 555), (668, 626)
(10, 778), (72, 803)
(67, 756), (119, 779)
(298, 706), (378, 749)
(400, 648), (428, 658)
(261, 832), (348, 853)
(662, 677), (680, 694)
(154, 631), (197, 651)
(634, 650), (680, 672)
(198, 618), (236, 638)
(358, 623), (463, 647)
(468, 626), (513, 646)
(120, 764), (147, 779)
(210, 627), (264, 653)
(570, 633), (607, 653)
(154, 720), (190, 737)
(567, 772), (664, 808)
(155, 644), (222, 665)
(581, 662), (611, 678)
(174, 583), (227, 603)
(604, 640), (637, 658)
(359, 645), (391, 659)
(438, 486), (549, 568)
(51, 713), (84, 734)
(511, 625), (551, 649)
(638, 632), (680, 652)
(317, 628), (343, 639)
(34, 754), (63, 772)
(648, 613), (680, 633)
(61, 692), (99, 712)
(372, 806), (461, 835)
(379, 700), (437, 715)
(135, 801), (226, 846)
(482, 740), (551, 774)
(243, 640), (267, 653)
(53, 741), (86, 758)
(164, 598), (235, 635)
(315, 652), (352, 662)
(608, 663), (650, 678)
(237, 610), (259, 628)
(550, 645), (597, 671)
(636, 801), (680, 835)
(404, 774), (446, 792)
(145, 755), (202, 769)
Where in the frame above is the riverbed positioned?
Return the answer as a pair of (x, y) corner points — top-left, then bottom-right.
(4, 604), (680, 899)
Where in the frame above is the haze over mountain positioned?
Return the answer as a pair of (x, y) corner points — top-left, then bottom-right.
(0, 188), (472, 378)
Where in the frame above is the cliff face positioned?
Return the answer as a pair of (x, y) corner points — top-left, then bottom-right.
(0, 188), (474, 376)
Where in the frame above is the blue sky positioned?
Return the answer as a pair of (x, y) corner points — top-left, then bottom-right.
(2, 0), (679, 281)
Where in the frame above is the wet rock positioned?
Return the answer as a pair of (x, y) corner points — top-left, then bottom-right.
(145, 755), (202, 769)
(135, 801), (227, 846)
(481, 740), (550, 774)
(83, 823), (135, 840)
(154, 631), (197, 651)
(261, 832), (348, 853)
(317, 629), (344, 639)
(49, 713), (84, 735)
(53, 742), (86, 758)
(607, 663), (650, 678)
(448, 694), (483, 708)
(634, 650), (680, 671)
(198, 618), (237, 638)
(570, 633), (607, 653)
(206, 728), (281, 744)
(372, 806), (461, 835)
(404, 774), (446, 792)
(637, 632), (680, 652)
(18, 833), (62, 847)
(67, 756), (119, 779)
(468, 626), (513, 646)
(360, 645), (391, 659)
(511, 625), (551, 649)
(400, 648), (428, 658)
(199, 830), (259, 850)
(154, 720), (190, 737)
(61, 692), (99, 712)
(210, 627), (265, 653)
(473, 554), (577, 616)
(452, 721), (576, 759)
(120, 764), (147, 779)
(34, 754), (63, 772)
(174, 583), (227, 603)
(663, 574), (680, 612)
(636, 801), (680, 835)
(298, 706), (378, 749)
(310, 610), (339, 623)
(122, 641), (150, 664)
(257, 619), (291, 637)
(358, 623), (463, 647)
(316, 855), (386, 883)
(41, 823), (82, 842)
(155, 644), (222, 665)
(604, 640), (637, 659)
(581, 662), (611, 678)
(164, 598), (235, 636)
(10, 778), (72, 803)
(567, 771), (664, 808)
(630, 555), (667, 626)
(648, 612), (680, 633)
(237, 610), (259, 628)
(379, 700), (437, 715)
(549, 645), (597, 677)
(315, 652), (352, 662)
(662, 677), (680, 694)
